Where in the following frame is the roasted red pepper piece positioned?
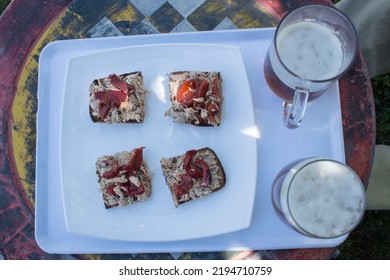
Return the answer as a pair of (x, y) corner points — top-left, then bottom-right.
(174, 174), (194, 198)
(109, 74), (135, 94)
(177, 78), (210, 108)
(98, 103), (111, 120)
(95, 90), (128, 119)
(177, 79), (196, 107)
(121, 147), (144, 175)
(183, 150), (211, 187)
(212, 77), (221, 96)
(184, 150), (203, 178)
(205, 100), (219, 125)
(106, 182), (145, 197)
(106, 185), (116, 196)
(93, 91), (106, 99)
(184, 150), (196, 167)
(195, 79), (209, 99)
(109, 90), (128, 103)
(104, 147), (146, 199)
(122, 182), (145, 197)
(102, 158), (119, 179)
(95, 90), (127, 105)
(194, 158), (212, 186)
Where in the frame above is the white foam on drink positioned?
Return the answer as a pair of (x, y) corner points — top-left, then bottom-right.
(280, 159), (365, 238)
(277, 21), (344, 81)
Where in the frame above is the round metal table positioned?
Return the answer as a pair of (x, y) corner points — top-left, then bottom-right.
(0, 0), (375, 260)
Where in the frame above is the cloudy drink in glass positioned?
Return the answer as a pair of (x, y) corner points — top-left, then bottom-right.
(272, 158), (365, 238)
(263, 4), (358, 128)
(264, 20), (344, 102)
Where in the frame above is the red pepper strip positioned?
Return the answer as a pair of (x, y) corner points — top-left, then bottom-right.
(176, 149), (213, 198)
(121, 147), (145, 175)
(109, 74), (135, 94)
(177, 79), (196, 108)
(106, 182), (145, 197)
(194, 158), (212, 186)
(110, 90), (128, 102)
(212, 77), (221, 96)
(184, 150), (211, 186)
(177, 79), (210, 108)
(195, 79), (209, 99)
(174, 174), (194, 198)
(102, 158), (119, 179)
(98, 103), (111, 120)
(184, 150), (196, 167)
(95, 90), (127, 104)
(95, 90), (128, 119)
(205, 100), (219, 125)
(184, 150), (203, 178)
(94, 91), (106, 99)
(106, 185), (116, 196)
(122, 182), (145, 197)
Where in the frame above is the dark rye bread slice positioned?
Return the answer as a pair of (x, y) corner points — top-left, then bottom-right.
(160, 147), (226, 207)
(89, 72), (147, 123)
(165, 71), (223, 127)
(95, 147), (152, 209)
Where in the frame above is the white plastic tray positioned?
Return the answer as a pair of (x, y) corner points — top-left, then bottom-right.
(61, 43), (257, 242)
(35, 28), (346, 254)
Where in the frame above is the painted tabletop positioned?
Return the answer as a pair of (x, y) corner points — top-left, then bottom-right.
(0, 0), (375, 260)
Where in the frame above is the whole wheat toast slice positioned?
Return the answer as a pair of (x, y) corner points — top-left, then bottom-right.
(89, 72), (147, 123)
(160, 147), (226, 207)
(95, 147), (152, 209)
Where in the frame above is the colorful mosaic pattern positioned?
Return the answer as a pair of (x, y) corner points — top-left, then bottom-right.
(1, 0), (374, 260)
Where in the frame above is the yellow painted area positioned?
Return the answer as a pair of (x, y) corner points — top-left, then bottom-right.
(12, 8), (88, 205)
(109, 1), (139, 23)
(12, 55), (36, 203)
(204, 2), (224, 14)
(231, 8), (263, 29)
(36, 10), (87, 42)
(85, 254), (100, 260)
(68, 9), (85, 23)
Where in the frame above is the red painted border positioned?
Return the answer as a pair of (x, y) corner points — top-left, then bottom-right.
(0, 0), (72, 259)
(3, 0), (72, 215)
(258, 0), (334, 20)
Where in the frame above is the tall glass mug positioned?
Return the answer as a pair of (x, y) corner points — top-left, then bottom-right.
(263, 4), (358, 128)
(271, 158), (366, 239)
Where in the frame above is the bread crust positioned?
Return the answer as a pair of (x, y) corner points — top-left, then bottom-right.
(160, 147), (226, 207)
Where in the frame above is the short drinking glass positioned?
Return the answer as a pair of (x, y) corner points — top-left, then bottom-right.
(271, 158), (366, 239)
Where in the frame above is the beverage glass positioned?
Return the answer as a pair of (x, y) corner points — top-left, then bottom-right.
(263, 4), (358, 128)
(271, 158), (366, 238)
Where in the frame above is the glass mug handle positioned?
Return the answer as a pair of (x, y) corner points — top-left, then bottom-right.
(283, 87), (309, 129)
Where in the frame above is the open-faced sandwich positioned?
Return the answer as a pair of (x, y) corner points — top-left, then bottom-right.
(165, 71), (223, 127)
(95, 147), (152, 209)
(89, 72), (148, 123)
(160, 147), (226, 207)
